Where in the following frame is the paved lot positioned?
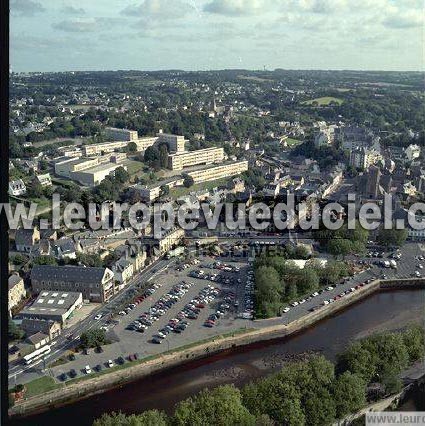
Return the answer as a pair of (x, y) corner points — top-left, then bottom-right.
(50, 257), (251, 381)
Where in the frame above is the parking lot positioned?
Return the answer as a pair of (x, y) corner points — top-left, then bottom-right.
(51, 256), (250, 381)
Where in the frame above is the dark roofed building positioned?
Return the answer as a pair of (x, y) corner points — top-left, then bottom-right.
(15, 227), (40, 253)
(21, 318), (61, 340)
(30, 265), (115, 303)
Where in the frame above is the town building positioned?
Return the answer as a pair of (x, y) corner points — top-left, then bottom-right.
(186, 161), (249, 184)
(8, 179), (27, 196)
(70, 162), (127, 187)
(157, 131), (186, 153)
(105, 127), (139, 141)
(349, 147), (383, 170)
(54, 154), (127, 187)
(405, 144), (421, 162)
(82, 141), (128, 156)
(168, 147), (224, 170)
(15, 227), (40, 253)
(20, 290), (83, 324)
(35, 173), (52, 187)
(9, 274), (26, 316)
(113, 258), (134, 287)
(30, 265), (115, 303)
(144, 227), (185, 255)
(20, 318), (61, 341)
(26, 332), (50, 351)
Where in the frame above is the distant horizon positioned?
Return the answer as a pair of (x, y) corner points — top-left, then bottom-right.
(10, 0), (423, 73)
(10, 67), (424, 74)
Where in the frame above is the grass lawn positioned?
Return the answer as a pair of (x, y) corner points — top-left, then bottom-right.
(169, 178), (229, 198)
(285, 138), (302, 147)
(24, 377), (63, 398)
(123, 159), (147, 177)
(302, 96), (344, 106)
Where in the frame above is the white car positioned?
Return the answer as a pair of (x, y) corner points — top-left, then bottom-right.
(326, 286), (334, 291)
(323, 300), (329, 305)
(94, 314), (102, 320)
(299, 299), (306, 304)
(282, 307), (290, 313)
(290, 301), (299, 307)
(84, 365), (92, 374)
(107, 360), (114, 368)
(311, 292), (319, 297)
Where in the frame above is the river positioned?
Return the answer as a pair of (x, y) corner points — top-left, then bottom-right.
(11, 288), (425, 426)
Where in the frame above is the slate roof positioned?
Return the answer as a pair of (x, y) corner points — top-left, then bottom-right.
(31, 265), (108, 283)
(8, 274), (23, 290)
(15, 229), (37, 247)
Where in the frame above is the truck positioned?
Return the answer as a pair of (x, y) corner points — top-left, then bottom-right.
(166, 246), (185, 259)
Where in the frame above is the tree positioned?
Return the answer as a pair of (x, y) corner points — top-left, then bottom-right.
(160, 185), (169, 197)
(9, 319), (25, 341)
(11, 254), (27, 266)
(144, 146), (160, 168)
(173, 385), (256, 426)
(80, 328), (106, 349)
(333, 372), (366, 419)
(32, 256), (57, 266)
(183, 175), (194, 188)
(158, 143), (169, 168)
(402, 324), (425, 363)
(254, 266), (282, 318)
(127, 142), (138, 153)
(377, 228), (408, 247)
(114, 167), (129, 184)
(27, 181), (44, 199)
(327, 239), (353, 259)
(93, 410), (169, 426)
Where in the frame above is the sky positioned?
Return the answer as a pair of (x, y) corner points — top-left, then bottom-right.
(10, 0), (425, 72)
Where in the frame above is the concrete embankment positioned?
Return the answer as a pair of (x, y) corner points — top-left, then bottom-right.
(9, 278), (425, 418)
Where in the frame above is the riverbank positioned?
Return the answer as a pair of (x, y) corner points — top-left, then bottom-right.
(9, 278), (425, 419)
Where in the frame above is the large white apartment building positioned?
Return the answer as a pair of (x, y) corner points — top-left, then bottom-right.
(186, 161), (248, 184)
(54, 154), (126, 186)
(105, 127), (139, 141)
(168, 147), (224, 170)
(157, 131), (186, 153)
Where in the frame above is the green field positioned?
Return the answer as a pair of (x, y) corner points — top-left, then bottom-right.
(285, 138), (302, 147)
(302, 96), (344, 106)
(24, 377), (63, 398)
(123, 159), (146, 177)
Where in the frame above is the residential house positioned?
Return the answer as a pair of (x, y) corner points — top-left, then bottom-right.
(35, 173), (52, 187)
(26, 332), (49, 350)
(113, 258), (134, 288)
(21, 318), (61, 340)
(8, 274), (26, 316)
(15, 227), (40, 253)
(8, 179), (27, 196)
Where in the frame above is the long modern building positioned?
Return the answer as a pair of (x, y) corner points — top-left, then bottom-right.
(105, 127), (139, 141)
(30, 265), (115, 303)
(82, 141), (128, 156)
(168, 147), (224, 170)
(186, 160), (248, 184)
(54, 154), (127, 187)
